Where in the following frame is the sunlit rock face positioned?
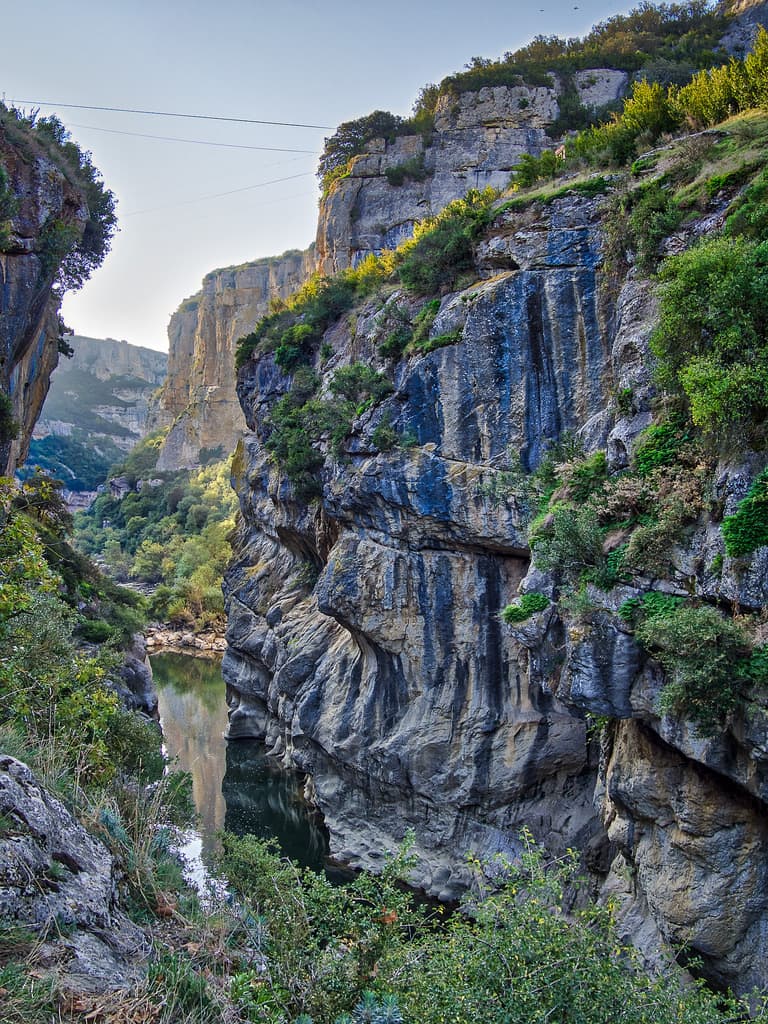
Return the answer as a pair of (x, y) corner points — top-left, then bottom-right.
(315, 73), (628, 275)
(0, 129), (88, 474)
(226, 183), (768, 993)
(150, 248), (316, 470)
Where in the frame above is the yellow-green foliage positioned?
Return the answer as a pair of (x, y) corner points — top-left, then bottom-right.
(0, 480), (162, 785)
(651, 235), (768, 436)
(75, 449), (238, 628)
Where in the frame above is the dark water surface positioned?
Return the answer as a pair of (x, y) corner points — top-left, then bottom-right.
(151, 651), (330, 878)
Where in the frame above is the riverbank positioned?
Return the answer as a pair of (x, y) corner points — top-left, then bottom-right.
(145, 623), (226, 654)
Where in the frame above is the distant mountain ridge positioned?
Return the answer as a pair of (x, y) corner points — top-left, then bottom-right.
(22, 335), (167, 503)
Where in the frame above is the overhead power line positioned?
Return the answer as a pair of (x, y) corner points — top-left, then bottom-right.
(124, 171), (315, 217)
(68, 121), (318, 154)
(13, 99), (332, 130)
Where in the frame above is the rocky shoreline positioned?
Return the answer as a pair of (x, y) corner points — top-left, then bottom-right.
(145, 624), (227, 654)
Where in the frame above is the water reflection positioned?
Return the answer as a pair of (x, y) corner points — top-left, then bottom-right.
(224, 741), (329, 873)
(151, 651), (330, 875)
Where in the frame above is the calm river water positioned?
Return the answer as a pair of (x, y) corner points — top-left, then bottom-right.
(151, 651), (330, 880)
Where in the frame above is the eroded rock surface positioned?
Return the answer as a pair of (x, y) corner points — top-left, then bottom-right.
(0, 126), (89, 474)
(0, 755), (148, 993)
(151, 249), (316, 470)
(227, 184), (768, 992)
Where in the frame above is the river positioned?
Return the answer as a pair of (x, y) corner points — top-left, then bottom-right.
(151, 650), (332, 884)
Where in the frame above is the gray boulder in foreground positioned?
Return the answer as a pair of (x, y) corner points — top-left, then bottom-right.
(0, 754), (149, 994)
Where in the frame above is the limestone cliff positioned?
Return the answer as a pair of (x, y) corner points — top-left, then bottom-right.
(315, 71), (628, 274)
(226, 143), (768, 997)
(0, 119), (91, 474)
(150, 248), (315, 471)
(33, 335), (166, 444)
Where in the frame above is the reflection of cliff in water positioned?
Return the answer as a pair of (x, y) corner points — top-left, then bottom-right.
(153, 652), (229, 865)
(153, 651), (330, 876)
(223, 741), (329, 873)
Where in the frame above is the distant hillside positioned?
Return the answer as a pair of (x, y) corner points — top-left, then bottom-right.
(21, 335), (167, 499)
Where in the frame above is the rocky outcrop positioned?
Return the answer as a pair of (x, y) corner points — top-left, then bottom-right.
(0, 123), (90, 474)
(0, 755), (148, 993)
(226, 175), (768, 995)
(150, 248), (316, 470)
(110, 634), (160, 717)
(316, 74), (628, 275)
(721, 0), (768, 53)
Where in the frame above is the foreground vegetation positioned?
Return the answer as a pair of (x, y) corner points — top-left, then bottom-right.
(74, 433), (238, 629)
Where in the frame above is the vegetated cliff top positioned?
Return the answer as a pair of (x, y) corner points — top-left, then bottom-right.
(202, 244), (316, 282)
(317, 0), (759, 192)
(0, 103), (116, 295)
(0, 106), (117, 474)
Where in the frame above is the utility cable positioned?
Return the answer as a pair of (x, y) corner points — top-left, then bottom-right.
(67, 121), (318, 154)
(13, 99), (332, 130)
(124, 171), (315, 216)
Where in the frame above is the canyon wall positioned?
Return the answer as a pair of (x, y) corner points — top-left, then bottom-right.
(0, 119), (90, 474)
(34, 335), (166, 444)
(226, 181), (768, 996)
(150, 248), (316, 471)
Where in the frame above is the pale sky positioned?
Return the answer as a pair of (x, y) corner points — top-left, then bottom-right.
(3, 0), (636, 351)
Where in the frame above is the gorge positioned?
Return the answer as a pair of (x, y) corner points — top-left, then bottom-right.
(3, 1), (768, 1017)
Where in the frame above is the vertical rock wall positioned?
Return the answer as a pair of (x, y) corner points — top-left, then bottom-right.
(0, 126), (88, 474)
(150, 248), (316, 470)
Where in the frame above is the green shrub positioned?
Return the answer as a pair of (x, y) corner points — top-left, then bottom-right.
(220, 827), (749, 1024)
(0, 393), (19, 443)
(604, 182), (683, 274)
(617, 590), (683, 625)
(396, 189), (496, 295)
(385, 154), (429, 187)
(725, 168), (768, 241)
(378, 326), (412, 359)
(563, 451), (608, 502)
(632, 421), (692, 475)
(532, 505), (606, 581)
(410, 298), (440, 344)
(371, 419), (399, 451)
(329, 363), (393, 405)
(651, 235), (768, 434)
(77, 618), (115, 643)
(510, 150), (560, 189)
(635, 603), (753, 733)
(501, 592), (550, 623)
(722, 469), (768, 556)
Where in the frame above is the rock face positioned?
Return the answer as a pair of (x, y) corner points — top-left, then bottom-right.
(226, 178), (768, 996)
(0, 755), (148, 993)
(0, 124), (89, 475)
(35, 335), (166, 443)
(150, 249), (316, 470)
(23, 336), (167, 505)
(316, 74), (628, 275)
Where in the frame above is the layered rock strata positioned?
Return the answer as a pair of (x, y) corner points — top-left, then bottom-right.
(316, 72), (628, 274)
(150, 249), (316, 470)
(226, 185), (768, 995)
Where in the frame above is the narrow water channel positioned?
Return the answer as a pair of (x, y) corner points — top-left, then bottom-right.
(151, 651), (330, 880)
